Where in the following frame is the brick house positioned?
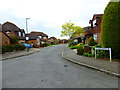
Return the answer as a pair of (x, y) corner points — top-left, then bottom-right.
(26, 31), (48, 47)
(48, 37), (57, 44)
(84, 14), (103, 44)
(2, 22), (26, 44)
(59, 39), (68, 44)
(89, 14), (103, 44)
(84, 26), (93, 44)
(0, 24), (10, 46)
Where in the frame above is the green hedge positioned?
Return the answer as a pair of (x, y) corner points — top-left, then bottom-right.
(42, 43), (49, 47)
(69, 45), (80, 49)
(2, 44), (26, 54)
(101, 2), (120, 59)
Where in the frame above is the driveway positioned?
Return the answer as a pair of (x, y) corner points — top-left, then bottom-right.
(2, 45), (118, 88)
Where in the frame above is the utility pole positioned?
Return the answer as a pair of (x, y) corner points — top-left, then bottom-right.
(26, 18), (30, 34)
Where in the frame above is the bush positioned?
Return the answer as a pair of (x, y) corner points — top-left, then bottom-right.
(2, 44), (26, 54)
(91, 44), (109, 59)
(51, 42), (56, 45)
(88, 37), (97, 46)
(68, 42), (78, 47)
(77, 45), (84, 55)
(76, 43), (84, 46)
(42, 43), (49, 47)
(2, 45), (14, 53)
(83, 53), (93, 57)
(101, 2), (120, 59)
(83, 53), (89, 56)
(69, 45), (80, 49)
(14, 44), (26, 50)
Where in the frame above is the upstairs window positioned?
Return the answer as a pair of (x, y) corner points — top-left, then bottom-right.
(23, 33), (25, 37)
(43, 37), (47, 39)
(6, 31), (10, 35)
(38, 36), (42, 38)
(19, 32), (21, 36)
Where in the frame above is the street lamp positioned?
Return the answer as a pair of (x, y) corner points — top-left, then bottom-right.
(26, 18), (30, 34)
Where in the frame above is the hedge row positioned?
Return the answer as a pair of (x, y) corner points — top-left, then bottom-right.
(101, 2), (120, 59)
(1, 44), (26, 54)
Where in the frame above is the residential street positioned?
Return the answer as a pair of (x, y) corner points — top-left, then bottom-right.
(2, 45), (118, 88)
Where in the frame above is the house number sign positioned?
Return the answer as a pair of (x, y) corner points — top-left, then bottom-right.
(95, 48), (112, 61)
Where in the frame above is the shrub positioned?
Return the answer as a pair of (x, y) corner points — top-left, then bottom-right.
(83, 53), (89, 56)
(68, 42), (78, 47)
(51, 42), (56, 45)
(42, 43), (49, 47)
(88, 37), (97, 46)
(91, 44), (109, 59)
(69, 45), (80, 49)
(88, 53), (93, 57)
(76, 43), (84, 46)
(2, 44), (26, 54)
(14, 44), (26, 50)
(77, 45), (84, 55)
(83, 53), (93, 57)
(2, 45), (14, 53)
(101, 2), (120, 59)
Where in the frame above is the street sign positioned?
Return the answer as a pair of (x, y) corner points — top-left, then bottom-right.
(95, 48), (112, 61)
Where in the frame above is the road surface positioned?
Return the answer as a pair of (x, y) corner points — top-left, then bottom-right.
(2, 45), (118, 88)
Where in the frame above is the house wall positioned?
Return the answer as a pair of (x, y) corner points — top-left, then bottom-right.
(27, 40), (40, 48)
(18, 40), (26, 44)
(0, 32), (10, 46)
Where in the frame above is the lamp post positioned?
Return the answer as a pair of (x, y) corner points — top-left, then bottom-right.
(26, 18), (30, 34)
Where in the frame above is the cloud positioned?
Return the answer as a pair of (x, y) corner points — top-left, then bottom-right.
(0, 0), (110, 39)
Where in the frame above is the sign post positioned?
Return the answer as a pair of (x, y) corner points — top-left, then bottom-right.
(95, 48), (112, 62)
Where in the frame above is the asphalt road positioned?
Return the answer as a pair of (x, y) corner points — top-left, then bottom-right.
(2, 45), (118, 88)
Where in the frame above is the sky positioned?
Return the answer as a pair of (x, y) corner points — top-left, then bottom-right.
(0, 0), (110, 39)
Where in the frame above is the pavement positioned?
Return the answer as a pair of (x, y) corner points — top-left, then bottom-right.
(61, 46), (120, 77)
(0, 48), (41, 61)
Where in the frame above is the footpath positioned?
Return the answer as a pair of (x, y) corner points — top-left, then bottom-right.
(62, 46), (120, 77)
(0, 48), (41, 61)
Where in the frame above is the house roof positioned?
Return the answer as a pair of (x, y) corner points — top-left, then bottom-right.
(30, 31), (48, 37)
(73, 36), (85, 39)
(2, 22), (26, 40)
(2, 21), (20, 32)
(0, 24), (11, 39)
(83, 26), (93, 35)
(91, 14), (103, 21)
(48, 37), (57, 40)
(27, 31), (48, 40)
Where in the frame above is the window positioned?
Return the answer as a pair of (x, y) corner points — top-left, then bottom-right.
(43, 37), (47, 39)
(6, 31), (10, 35)
(19, 32), (21, 36)
(93, 34), (97, 40)
(23, 33), (25, 37)
(38, 36), (42, 38)
(93, 20), (96, 26)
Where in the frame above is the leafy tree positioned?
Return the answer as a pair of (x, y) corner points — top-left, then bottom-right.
(61, 21), (84, 38)
(101, 1), (120, 59)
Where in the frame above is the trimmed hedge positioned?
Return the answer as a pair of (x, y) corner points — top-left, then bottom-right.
(42, 43), (49, 47)
(101, 2), (120, 59)
(2, 44), (26, 54)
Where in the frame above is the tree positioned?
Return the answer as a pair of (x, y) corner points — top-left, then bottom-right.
(61, 21), (84, 38)
(101, 1), (120, 59)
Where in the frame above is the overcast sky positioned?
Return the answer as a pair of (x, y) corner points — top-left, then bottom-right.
(0, 0), (110, 39)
